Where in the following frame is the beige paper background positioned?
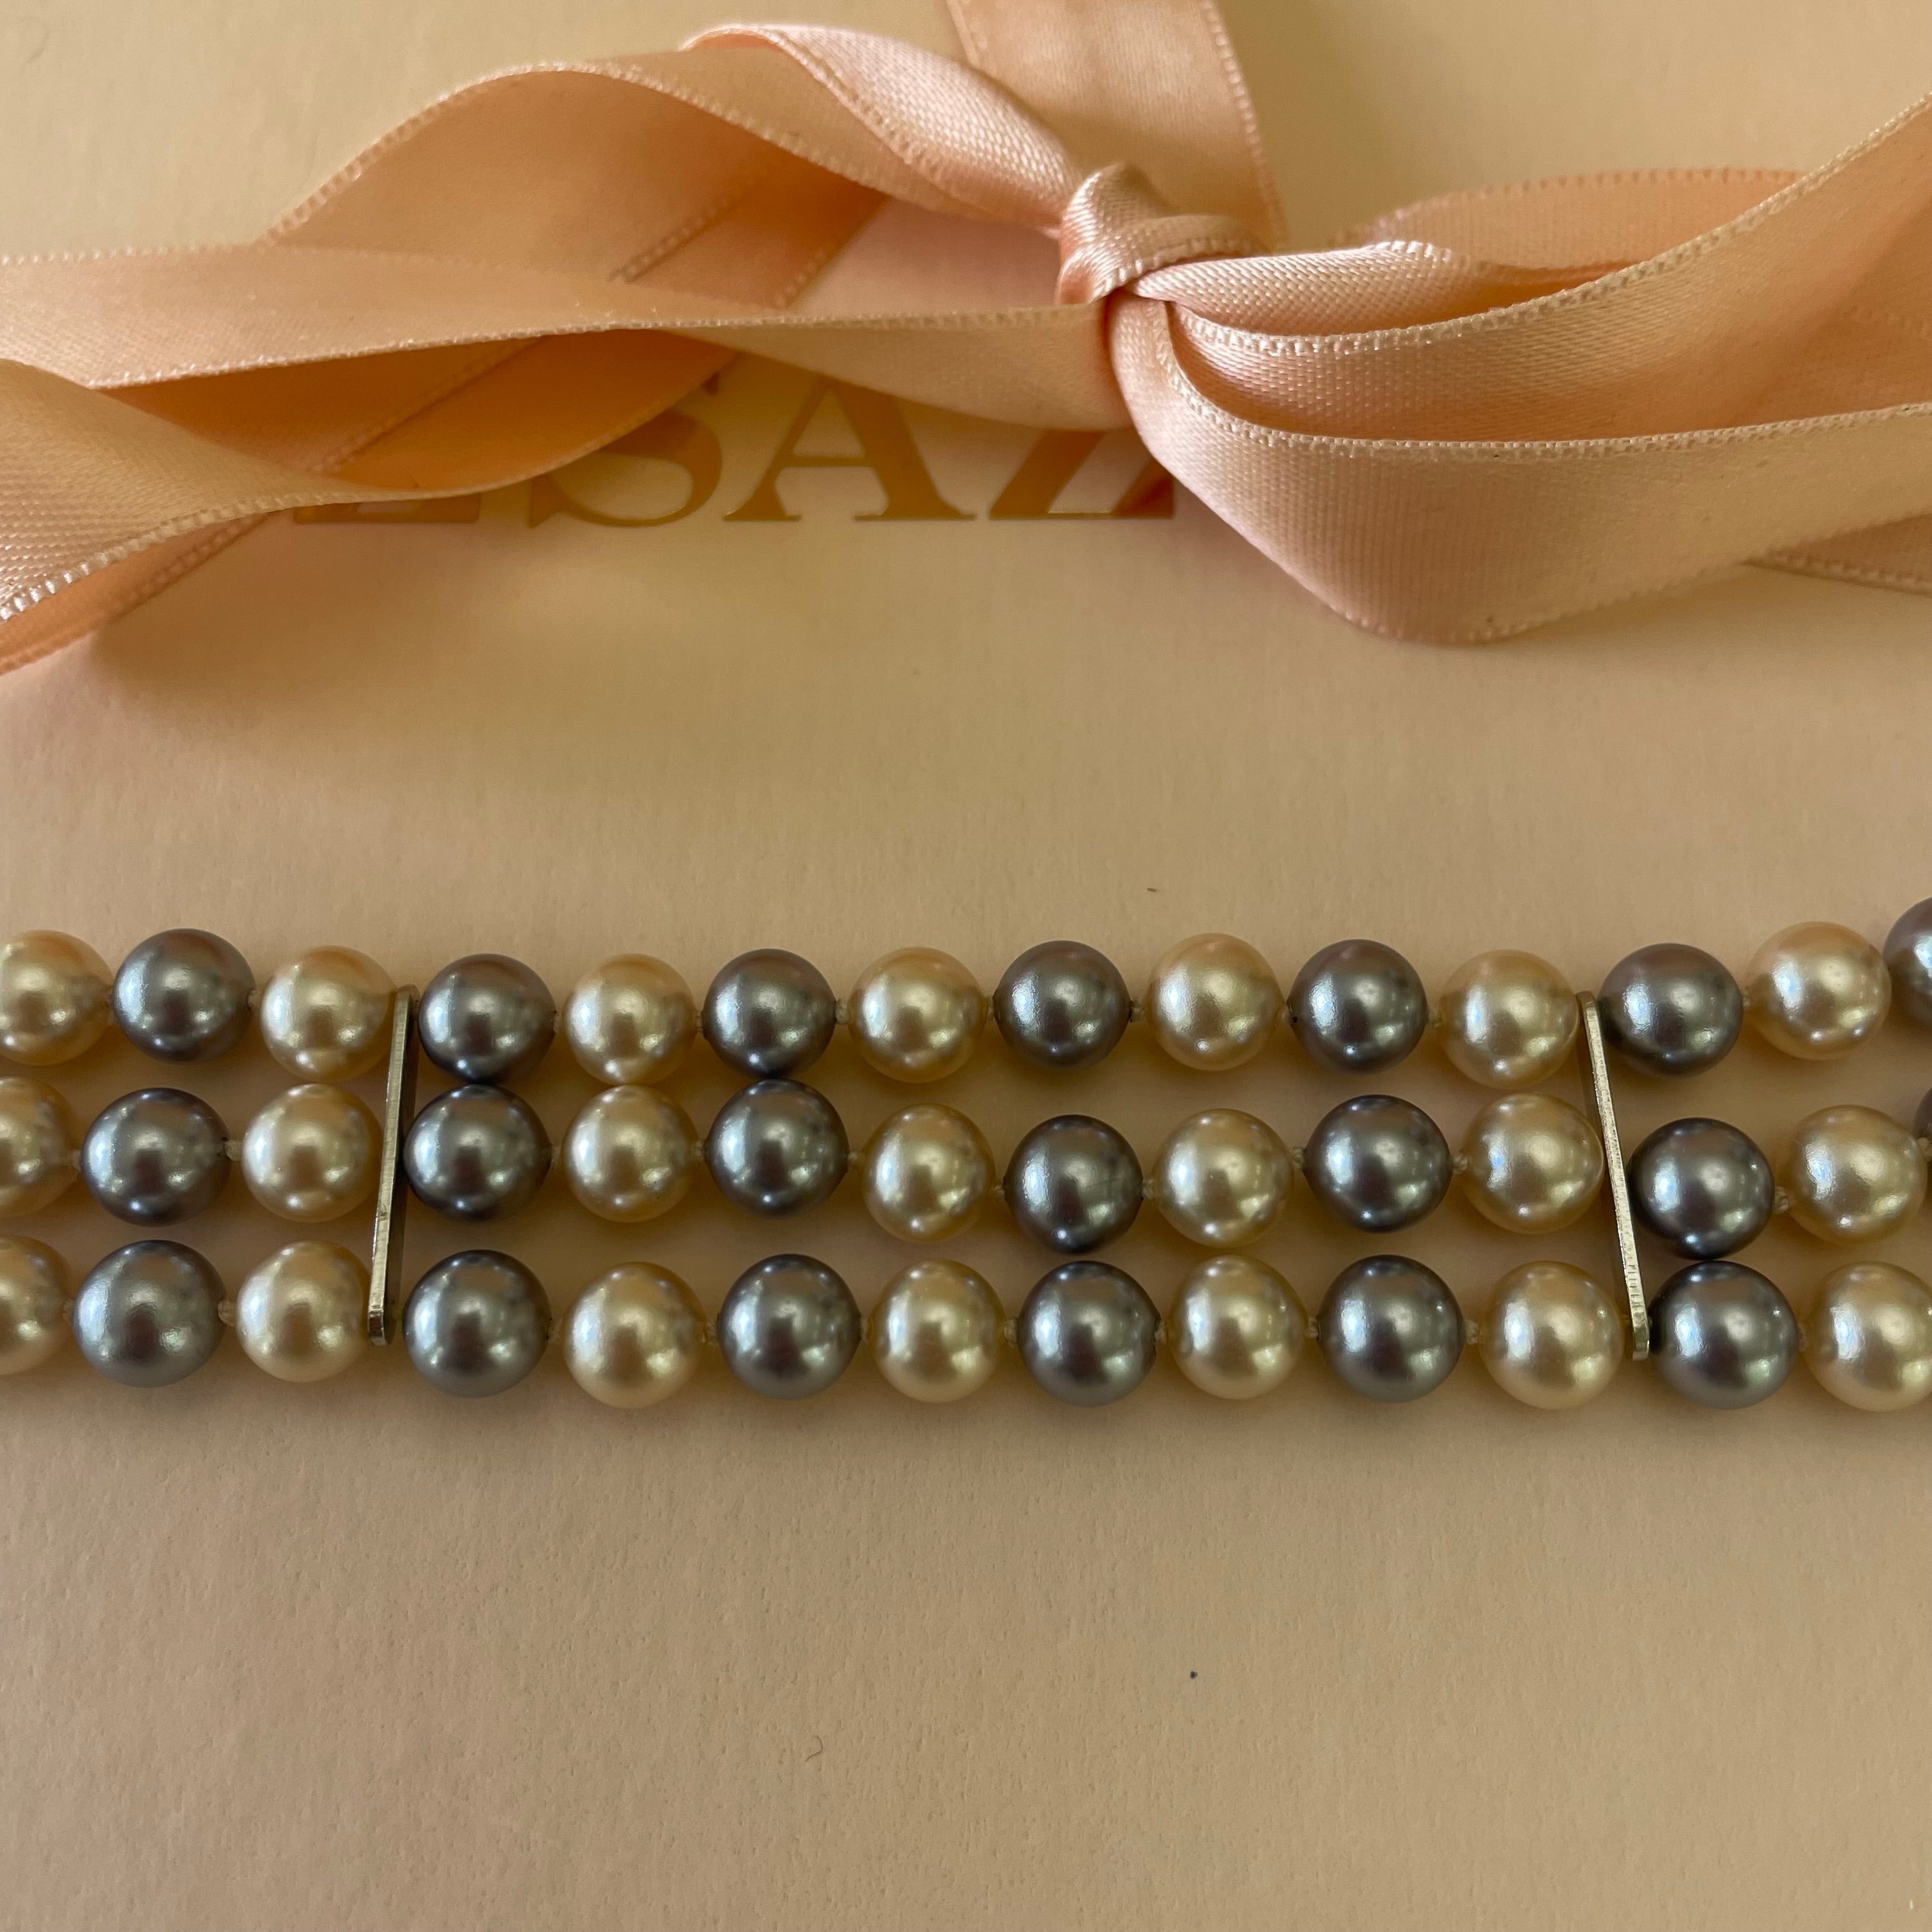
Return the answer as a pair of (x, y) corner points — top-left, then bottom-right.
(4, 4), (1932, 1928)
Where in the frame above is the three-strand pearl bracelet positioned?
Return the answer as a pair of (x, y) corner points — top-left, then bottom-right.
(0, 907), (1928, 1414)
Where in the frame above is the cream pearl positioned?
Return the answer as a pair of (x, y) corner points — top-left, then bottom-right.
(1745, 922), (1890, 1059)
(872, 1259), (1002, 1402)
(240, 1084), (381, 1222)
(0, 931), (110, 1066)
(562, 1086), (698, 1223)
(0, 1236), (67, 1375)
(1146, 933), (1282, 1070)
(234, 1242), (367, 1382)
(564, 954), (695, 1085)
(1805, 1262), (1932, 1411)
(847, 948), (985, 1081)
(1438, 951), (1576, 1088)
(861, 1103), (993, 1242)
(1779, 1104), (1926, 1243)
(1459, 1093), (1604, 1233)
(1479, 1261), (1621, 1409)
(1151, 1108), (1291, 1247)
(0, 1077), (77, 1216)
(259, 947), (394, 1080)
(1169, 1254), (1305, 1399)
(565, 1263), (706, 1407)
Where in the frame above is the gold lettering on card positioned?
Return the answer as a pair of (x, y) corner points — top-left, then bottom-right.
(526, 411), (723, 528)
(725, 378), (971, 522)
(988, 431), (1175, 519)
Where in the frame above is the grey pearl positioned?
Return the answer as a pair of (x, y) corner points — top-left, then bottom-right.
(81, 1088), (230, 1225)
(404, 1250), (551, 1397)
(993, 940), (1131, 1070)
(1317, 1255), (1464, 1402)
(418, 954), (555, 1083)
(706, 1080), (848, 1215)
(1018, 1261), (1158, 1406)
(1302, 1094), (1451, 1232)
(112, 929), (254, 1062)
(404, 1084), (551, 1221)
(702, 951), (837, 1078)
(1651, 1261), (1798, 1408)
(1004, 1114), (1142, 1254)
(717, 1254), (861, 1399)
(1288, 940), (1428, 1073)
(73, 1241), (223, 1386)
(1885, 898), (1932, 1028)
(1628, 1117), (1773, 1259)
(1597, 944), (1742, 1076)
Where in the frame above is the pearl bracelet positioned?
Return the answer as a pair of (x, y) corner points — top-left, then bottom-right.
(0, 908), (1928, 1415)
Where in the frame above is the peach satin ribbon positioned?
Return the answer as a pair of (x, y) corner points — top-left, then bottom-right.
(8, 0), (1932, 665)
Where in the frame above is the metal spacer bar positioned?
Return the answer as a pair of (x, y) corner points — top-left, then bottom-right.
(367, 985), (420, 1344)
(1575, 992), (1649, 1360)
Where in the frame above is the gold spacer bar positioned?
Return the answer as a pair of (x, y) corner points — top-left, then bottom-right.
(1575, 992), (1650, 1360)
(367, 985), (420, 1344)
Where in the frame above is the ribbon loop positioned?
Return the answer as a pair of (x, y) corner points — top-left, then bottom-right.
(1054, 162), (1261, 306)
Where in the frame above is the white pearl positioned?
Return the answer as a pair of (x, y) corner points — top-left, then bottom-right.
(1146, 935), (1281, 1070)
(1169, 1255), (1305, 1399)
(259, 947), (394, 1080)
(1745, 923), (1890, 1059)
(872, 1261), (1002, 1402)
(562, 1087), (698, 1222)
(0, 1236), (67, 1375)
(235, 1243), (367, 1382)
(1805, 1262), (1932, 1410)
(1438, 951), (1575, 1088)
(565, 1264), (705, 1407)
(847, 949), (985, 1080)
(1479, 1261), (1621, 1408)
(0, 1077), (78, 1216)
(1779, 1105), (1926, 1243)
(1150, 1109), (1291, 1246)
(0, 932), (111, 1066)
(564, 955), (696, 1085)
(861, 1103), (993, 1241)
(241, 1084), (381, 1222)
(1459, 1093), (1604, 1232)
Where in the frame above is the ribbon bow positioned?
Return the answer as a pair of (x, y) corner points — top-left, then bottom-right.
(6, 0), (1932, 668)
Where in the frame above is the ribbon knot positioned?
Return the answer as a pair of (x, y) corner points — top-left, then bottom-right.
(1054, 163), (1261, 307)
(4, 0), (1932, 666)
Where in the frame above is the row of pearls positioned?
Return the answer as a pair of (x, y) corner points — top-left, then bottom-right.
(4, 905), (1928, 1089)
(6, 1234), (1928, 1417)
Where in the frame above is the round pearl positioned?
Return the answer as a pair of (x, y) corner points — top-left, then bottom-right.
(73, 1241), (224, 1387)
(1805, 1262), (1932, 1411)
(259, 947), (394, 1079)
(705, 1080), (848, 1215)
(702, 950), (836, 1078)
(81, 1088), (228, 1225)
(1651, 1261), (1797, 1408)
(418, 954), (555, 1083)
(0, 931), (111, 1066)
(861, 1103), (993, 1241)
(847, 947), (985, 1082)
(113, 929), (254, 1062)
(565, 1263), (705, 1408)
(1459, 1093), (1604, 1234)
(1004, 1114), (1142, 1255)
(404, 1250), (551, 1397)
(1149, 1108), (1291, 1248)
(1596, 943), (1742, 1077)
(234, 1242), (368, 1383)
(993, 940), (1130, 1070)
(1301, 1094), (1452, 1232)
(1169, 1254), (1305, 1400)
(1479, 1261), (1621, 1409)
(241, 1084), (381, 1222)
(1744, 922), (1889, 1059)
(404, 1085), (551, 1221)
(564, 955), (695, 1085)
(1438, 950), (1576, 1088)
(872, 1259), (1002, 1402)
(1885, 898), (1932, 1029)
(1779, 1104), (1926, 1244)
(0, 1237), (67, 1375)
(0, 1077), (78, 1216)
(717, 1254), (861, 1399)
(562, 1086), (698, 1223)
(1317, 1255), (1464, 1401)
(1628, 1117), (1774, 1259)
(1146, 934), (1281, 1070)
(1287, 939), (1428, 1073)
(1017, 1261), (1158, 1406)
